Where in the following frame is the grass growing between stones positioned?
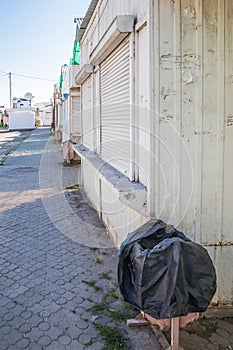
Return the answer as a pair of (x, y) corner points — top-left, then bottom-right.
(89, 301), (108, 314)
(89, 247), (98, 252)
(94, 323), (128, 350)
(94, 257), (102, 264)
(90, 299), (137, 322)
(82, 279), (103, 292)
(89, 289), (138, 349)
(103, 287), (124, 301)
(99, 272), (112, 280)
(65, 184), (80, 190)
(108, 306), (135, 321)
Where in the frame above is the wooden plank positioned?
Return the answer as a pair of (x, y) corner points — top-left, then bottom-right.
(126, 318), (150, 327)
(167, 318), (185, 350)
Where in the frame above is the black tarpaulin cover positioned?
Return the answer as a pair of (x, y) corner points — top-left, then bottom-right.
(117, 220), (216, 319)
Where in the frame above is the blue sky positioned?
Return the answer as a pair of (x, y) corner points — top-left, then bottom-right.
(0, 0), (90, 108)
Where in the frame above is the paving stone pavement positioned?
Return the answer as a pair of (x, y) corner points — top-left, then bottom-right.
(0, 128), (162, 350)
(163, 312), (233, 350)
(0, 130), (32, 164)
(1, 127), (233, 350)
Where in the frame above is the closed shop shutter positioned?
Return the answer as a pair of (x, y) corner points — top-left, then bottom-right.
(93, 70), (100, 153)
(71, 92), (81, 136)
(82, 76), (93, 150)
(62, 99), (69, 142)
(100, 37), (130, 177)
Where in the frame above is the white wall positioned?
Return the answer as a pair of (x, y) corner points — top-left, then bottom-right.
(82, 157), (148, 248)
(149, 0), (233, 303)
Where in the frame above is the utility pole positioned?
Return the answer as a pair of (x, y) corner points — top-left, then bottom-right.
(9, 72), (12, 108)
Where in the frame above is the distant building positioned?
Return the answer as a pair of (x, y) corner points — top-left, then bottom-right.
(60, 64), (81, 144)
(13, 97), (31, 109)
(34, 101), (53, 126)
(8, 94), (35, 130)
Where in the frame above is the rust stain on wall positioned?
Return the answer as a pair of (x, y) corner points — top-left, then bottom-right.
(204, 241), (233, 247)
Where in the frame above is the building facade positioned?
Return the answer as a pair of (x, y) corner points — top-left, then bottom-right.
(54, 18), (83, 147)
(34, 101), (53, 126)
(74, 0), (233, 304)
(60, 64), (81, 144)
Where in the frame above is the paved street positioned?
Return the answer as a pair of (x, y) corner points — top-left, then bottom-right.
(0, 127), (233, 350)
(0, 130), (31, 165)
(0, 128), (161, 350)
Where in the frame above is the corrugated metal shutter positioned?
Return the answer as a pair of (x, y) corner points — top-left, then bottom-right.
(100, 37), (130, 177)
(62, 99), (69, 142)
(93, 70), (100, 153)
(71, 92), (81, 136)
(82, 76), (93, 150)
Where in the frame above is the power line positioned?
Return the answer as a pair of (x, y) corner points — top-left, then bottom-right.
(0, 76), (8, 80)
(0, 70), (9, 75)
(0, 70), (56, 82)
(12, 72), (56, 82)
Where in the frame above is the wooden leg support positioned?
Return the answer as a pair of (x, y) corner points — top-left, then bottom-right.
(167, 318), (184, 350)
(127, 313), (150, 327)
(127, 314), (185, 350)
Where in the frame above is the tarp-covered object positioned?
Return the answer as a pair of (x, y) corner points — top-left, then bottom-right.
(117, 220), (216, 319)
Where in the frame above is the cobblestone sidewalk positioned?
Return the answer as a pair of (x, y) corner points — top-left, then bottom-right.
(0, 128), (161, 350)
(0, 130), (31, 164)
(1, 128), (232, 350)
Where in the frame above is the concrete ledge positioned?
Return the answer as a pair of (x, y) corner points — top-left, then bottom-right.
(73, 143), (148, 216)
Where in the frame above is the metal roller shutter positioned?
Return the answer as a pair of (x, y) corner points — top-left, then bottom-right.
(93, 70), (100, 153)
(82, 76), (93, 150)
(62, 99), (69, 142)
(100, 37), (130, 177)
(71, 92), (81, 137)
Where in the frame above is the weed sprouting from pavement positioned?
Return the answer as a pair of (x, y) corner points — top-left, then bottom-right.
(89, 297), (137, 321)
(65, 184), (79, 190)
(99, 272), (112, 280)
(102, 288), (123, 301)
(94, 257), (102, 264)
(94, 323), (128, 350)
(89, 247), (98, 252)
(88, 287), (137, 350)
(88, 301), (108, 313)
(82, 280), (103, 292)
(108, 303), (138, 321)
